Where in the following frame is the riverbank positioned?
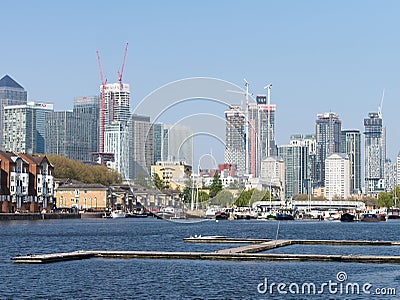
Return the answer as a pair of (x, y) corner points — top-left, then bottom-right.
(0, 212), (104, 220)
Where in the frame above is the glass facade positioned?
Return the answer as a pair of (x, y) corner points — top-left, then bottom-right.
(341, 130), (361, 195)
(364, 112), (385, 194)
(0, 75), (27, 148)
(315, 112), (342, 188)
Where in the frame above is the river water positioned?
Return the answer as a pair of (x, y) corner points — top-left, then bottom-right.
(1, 218), (400, 299)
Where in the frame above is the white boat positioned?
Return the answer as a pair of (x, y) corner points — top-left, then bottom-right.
(111, 210), (126, 218)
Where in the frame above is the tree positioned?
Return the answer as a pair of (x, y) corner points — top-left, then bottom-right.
(209, 172), (223, 198)
(197, 190), (210, 203)
(211, 190), (235, 207)
(377, 192), (393, 208)
(152, 173), (164, 190)
(183, 177), (193, 204)
(235, 189), (254, 207)
(252, 189), (271, 202)
(47, 154), (122, 185)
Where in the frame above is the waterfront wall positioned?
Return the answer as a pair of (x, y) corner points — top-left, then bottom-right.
(0, 213), (100, 221)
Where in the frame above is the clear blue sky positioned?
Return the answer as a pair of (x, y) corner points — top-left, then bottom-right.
(2, 0), (400, 164)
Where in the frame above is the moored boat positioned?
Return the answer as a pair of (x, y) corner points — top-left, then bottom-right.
(215, 211), (229, 220)
(276, 213), (294, 221)
(361, 213), (380, 222)
(111, 210), (126, 218)
(387, 208), (400, 219)
(340, 212), (355, 222)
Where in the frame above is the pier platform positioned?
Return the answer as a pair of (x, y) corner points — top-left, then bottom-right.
(11, 237), (400, 264)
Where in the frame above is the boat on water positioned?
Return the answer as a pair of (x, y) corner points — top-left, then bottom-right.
(111, 210), (126, 218)
(340, 212), (355, 222)
(126, 211), (147, 218)
(361, 213), (380, 222)
(275, 213), (294, 221)
(215, 211), (229, 220)
(387, 208), (400, 219)
(257, 211), (277, 220)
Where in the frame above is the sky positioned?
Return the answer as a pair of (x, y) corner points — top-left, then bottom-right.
(2, 0), (400, 166)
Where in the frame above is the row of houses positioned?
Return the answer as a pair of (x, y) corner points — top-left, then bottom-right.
(55, 181), (184, 213)
(0, 151), (54, 213)
(0, 150), (186, 214)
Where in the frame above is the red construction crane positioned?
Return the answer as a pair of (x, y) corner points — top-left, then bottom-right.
(96, 50), (107, 152)
(117, 42), (128, 91)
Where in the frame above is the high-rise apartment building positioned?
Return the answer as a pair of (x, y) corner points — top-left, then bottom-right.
(99, 83), (130, 152)
(247, 95), (277, 177)
(325, 153), (350, 200)
(153, 123), (193, 166)
(3, 102), (53, 154)
(341, 130), (361, 195)
(45, 111), (74, 157)
(45, 96), (99, 161)
(126, 114), (153, 180)
(290, 134), (316, 192)
(73, 96), (99, 160)
(224, 105), (246, 175)
(104, 121), (128, 178)
(315, 112), (342, 188)
(0, 75), (27, 148)
(364, 112), (385, 194)
(384, 159), (396, 193)
(278, 144), (309, 199)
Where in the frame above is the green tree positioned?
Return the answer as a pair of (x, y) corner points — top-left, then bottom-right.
(197, 190), (210, 202)
(152, 173), (164, 190)
(210, 190), (235, 207)
(235, 189), (254, 207)
(377, 192), (393, 208)
(252, 189), (271, 203)
(209, 172), (223, 198)
(47, 154), (122, 185)
(183, 177), (193, 204)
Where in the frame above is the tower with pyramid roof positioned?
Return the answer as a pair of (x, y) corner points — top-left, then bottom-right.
(0, 75), (27, 148)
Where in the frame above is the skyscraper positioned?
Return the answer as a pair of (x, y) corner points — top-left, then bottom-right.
(73, 96), (99, 160)
(99, 83), (130, 152)
(364, 112), (385, 194)
(45, 111), (74, 157)
(341, 130), (361, 195)
(45, 97), (99, 161)
(153, 123), (193, 166)
(0, 75), (27, 148)
(126, 114), (153, 180)
(224, 105), (245, 175)
(104, 121), (127, 178)
(278, 144), (309, 199)
(3, 102), (53, 154)
(248, 95), (277, 177)
(315, 112), (342, 188)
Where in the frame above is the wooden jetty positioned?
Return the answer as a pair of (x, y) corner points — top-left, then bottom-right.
(11, 236), (400, 264)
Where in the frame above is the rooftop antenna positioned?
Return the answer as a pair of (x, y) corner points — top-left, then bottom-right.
(378, 89), (385, 118)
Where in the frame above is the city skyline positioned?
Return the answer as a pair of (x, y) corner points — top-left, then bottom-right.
(2, 1), (400, 163)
